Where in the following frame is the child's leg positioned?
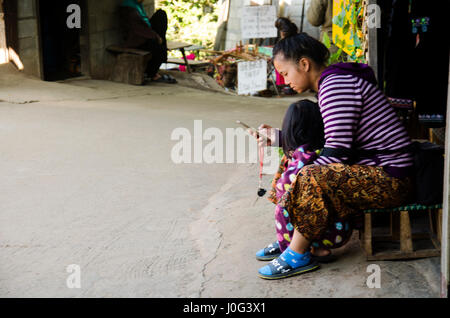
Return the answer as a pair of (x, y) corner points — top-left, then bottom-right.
(274, 205), (294, 252)
(310, 218), (353, 256)
(258, 228), (319, 279)
(311, 246), (331, 256)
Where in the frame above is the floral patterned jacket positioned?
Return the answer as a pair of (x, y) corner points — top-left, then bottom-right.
(268, 145), (320, 205)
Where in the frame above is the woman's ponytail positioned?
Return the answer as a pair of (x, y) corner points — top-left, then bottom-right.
(273, 32), (330, 67)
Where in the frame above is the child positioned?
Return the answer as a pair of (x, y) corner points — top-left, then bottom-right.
(274, 18), (298, 92)
(256, 100), (353, 262)
(275, 17), (298, 41)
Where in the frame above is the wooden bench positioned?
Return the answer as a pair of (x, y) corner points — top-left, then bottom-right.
(106, 45), (152, 85)
(106, 41), (206, 84)
(166, 41), (206, 73)
(360, 203), (442, 260)
(166, 58), (209, 68)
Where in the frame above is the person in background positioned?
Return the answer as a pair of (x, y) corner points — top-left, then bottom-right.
(274, 17), (299, 94)
(307, 0), (340, 54)
(119, 0), (176, 83)
(275, 17), (298, 40)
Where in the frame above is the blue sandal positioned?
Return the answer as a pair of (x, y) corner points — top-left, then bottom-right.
(258, 249), (320, 280)
(255, 242), (281, 261)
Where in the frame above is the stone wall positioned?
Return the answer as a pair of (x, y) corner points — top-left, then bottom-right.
(16, 0), (41, 78)
(85, 0), (155, 80)
(9, 0), (155, 80)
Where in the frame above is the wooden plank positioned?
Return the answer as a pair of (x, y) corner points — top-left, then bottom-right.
(167, 40), (191, 50)
(437, 208), (442, 242)
(367, 249), (441, 261)
(184, 45), (205, 51)
(373, 233), (430, 242)
(106, 45), (150, 56)
(167, 58), (209, 66)
(363, 213), (373, 256)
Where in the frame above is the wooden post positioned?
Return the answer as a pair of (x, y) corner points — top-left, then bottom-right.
(437, 208), (442, 242)
(364, 213), (373, 256)
(180, 47), (191, 73)
(400, 210), (413, 253)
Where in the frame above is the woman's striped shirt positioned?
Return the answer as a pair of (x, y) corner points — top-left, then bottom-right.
(313, 73), (414, 178)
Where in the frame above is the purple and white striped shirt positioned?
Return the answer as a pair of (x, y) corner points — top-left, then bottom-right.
(314, 73), (414, 178)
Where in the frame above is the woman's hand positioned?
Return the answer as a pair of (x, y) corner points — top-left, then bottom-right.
(248, 124), (279, 148)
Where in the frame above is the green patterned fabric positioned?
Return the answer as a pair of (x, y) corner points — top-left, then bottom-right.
(363, 203), (442, 213)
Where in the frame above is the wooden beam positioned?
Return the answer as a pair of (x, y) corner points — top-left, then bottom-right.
(367, 249), (440, 261)
(363, 213), (373, 256)
(400, 210), (413, 253)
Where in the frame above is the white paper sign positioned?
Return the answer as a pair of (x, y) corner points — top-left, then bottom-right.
(237, 59), (267, 95)
(241, 5), (278, 39)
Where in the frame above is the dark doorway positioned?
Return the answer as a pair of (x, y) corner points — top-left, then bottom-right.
(38, 0), (84, 81)
(3, 0), (19, 53)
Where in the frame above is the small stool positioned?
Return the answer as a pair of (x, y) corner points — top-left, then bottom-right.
(167, 41), (193, 73)
(360, 204), (442, 261)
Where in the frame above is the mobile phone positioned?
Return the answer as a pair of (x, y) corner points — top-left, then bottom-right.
(236, 120), (269, 141)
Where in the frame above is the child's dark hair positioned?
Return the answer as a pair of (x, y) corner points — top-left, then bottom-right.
(273, 32), (330, 67)
(281, 99), (325, 157)
(275, 17), (298, 38)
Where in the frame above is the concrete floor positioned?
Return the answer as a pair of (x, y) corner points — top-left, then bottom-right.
(0, 64), (441, 297)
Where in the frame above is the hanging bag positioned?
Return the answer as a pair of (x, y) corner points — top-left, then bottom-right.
(412, 141), (444, 205)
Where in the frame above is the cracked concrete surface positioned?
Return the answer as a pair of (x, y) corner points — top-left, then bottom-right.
(0, 63), (441, 297)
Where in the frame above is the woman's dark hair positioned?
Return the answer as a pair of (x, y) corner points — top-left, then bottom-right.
(275, 17), (298, 38)
(273, 32), (330, 67)
(281, 99), (325, 158)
